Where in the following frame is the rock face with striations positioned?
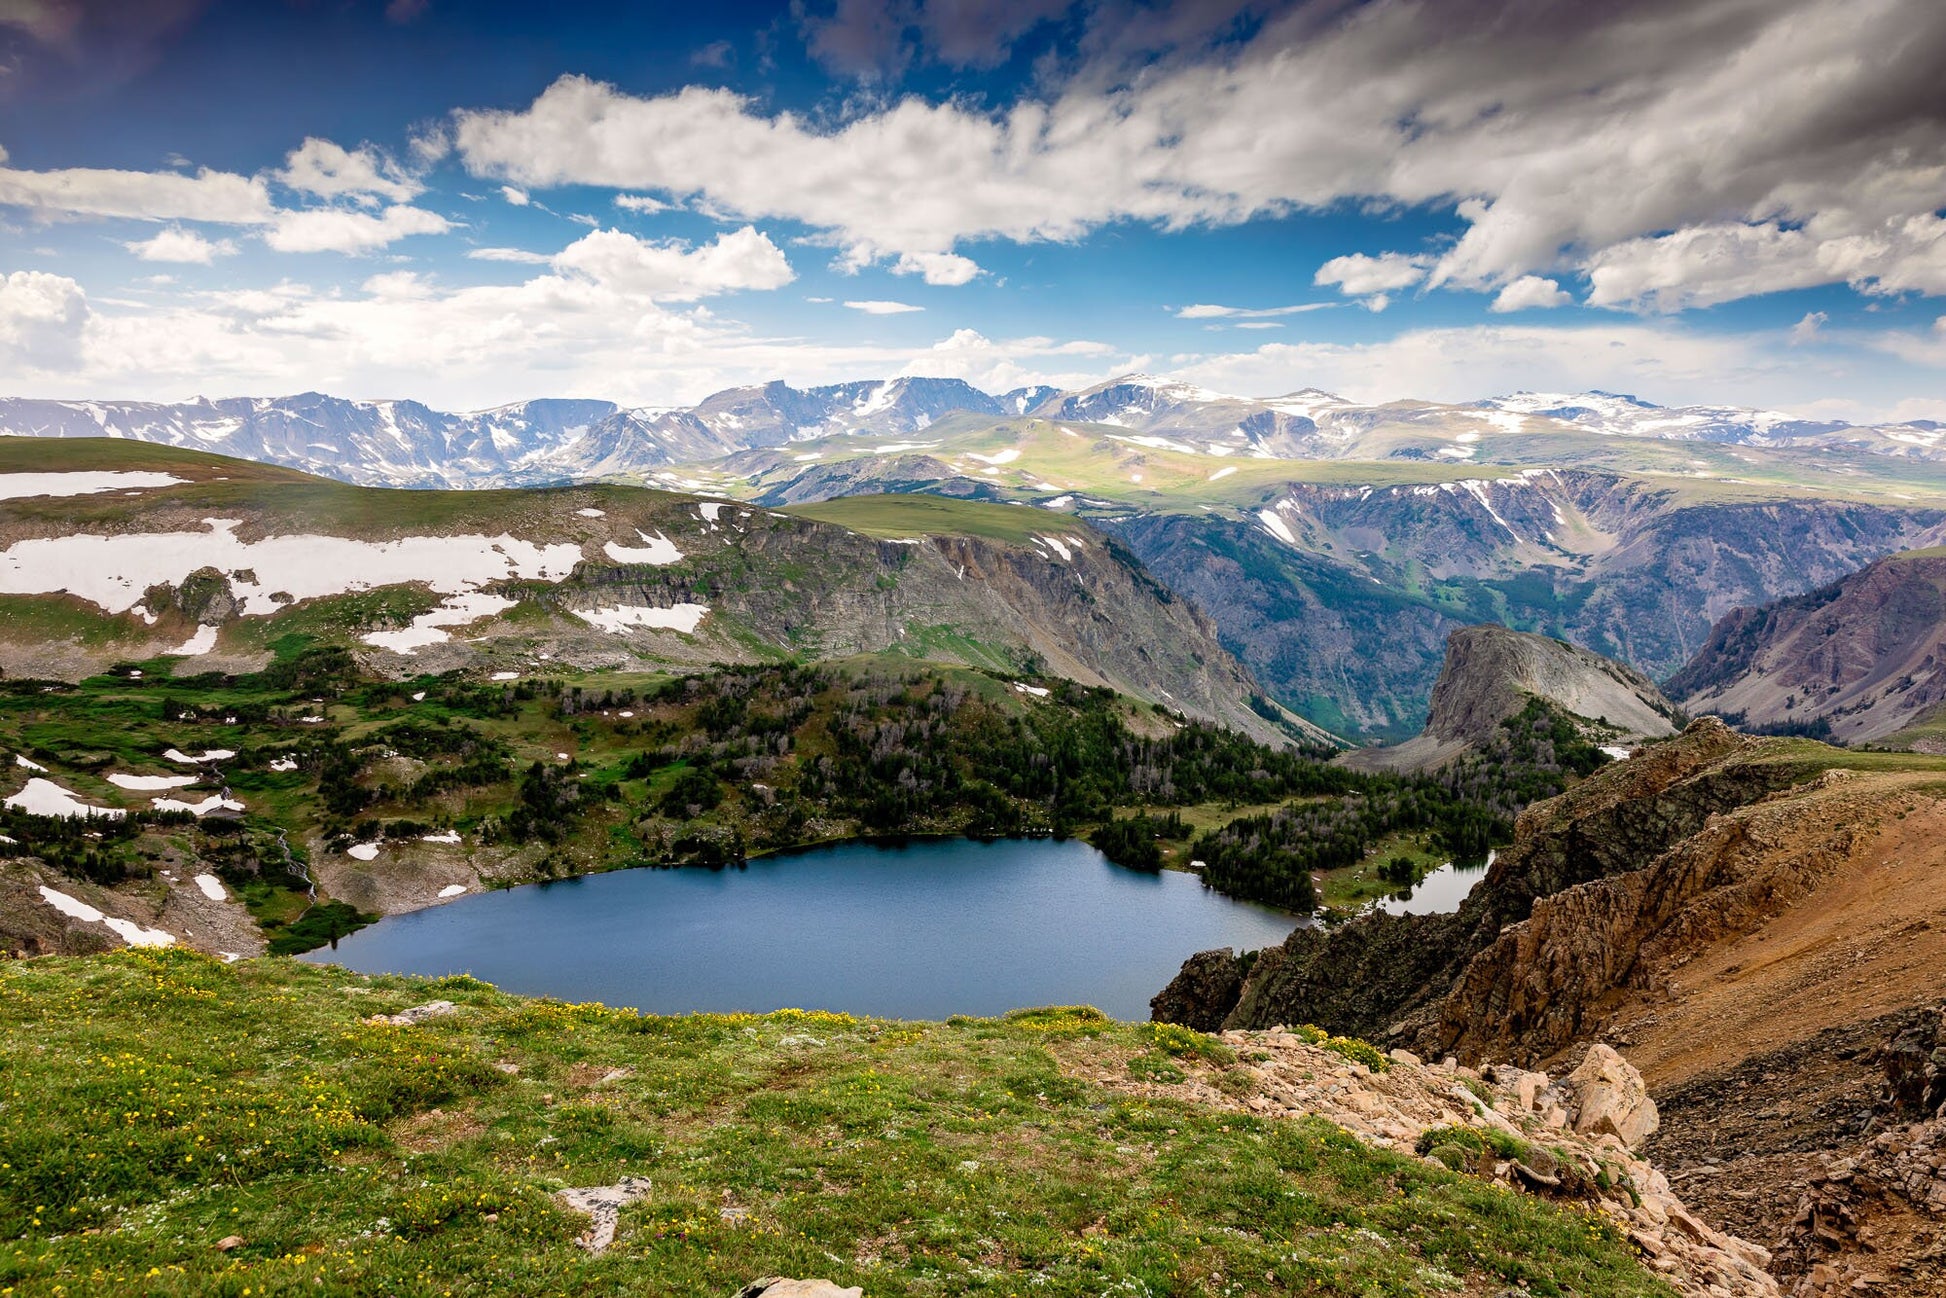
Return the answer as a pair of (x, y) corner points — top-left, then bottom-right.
(1340, 624), (1685, 772)
(1155, 716), (1809, 1044)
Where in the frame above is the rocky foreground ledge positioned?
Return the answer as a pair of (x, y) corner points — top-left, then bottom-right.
(1075, 1030), (1781, 1298)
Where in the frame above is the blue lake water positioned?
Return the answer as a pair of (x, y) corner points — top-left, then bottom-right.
(1376, 851), (1494, 917)
(303, 837), (1303, 1021)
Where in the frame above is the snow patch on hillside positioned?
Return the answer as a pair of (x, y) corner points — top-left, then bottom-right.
(0, 471), (187, 500)
(171, 625), (218, 656)
(602, 530), (684, 565)
(0, 519), (583, 616)
(573, 603), (710, 635)
(165, 748), (234, 765)
(363, 591), (516, 654)
(7, 778), (125, 819)
(1258, 509), (1298, 547)
(151, 793), (245, 817)
(38, 885), (174, 947)
(107, 772), (198, 791)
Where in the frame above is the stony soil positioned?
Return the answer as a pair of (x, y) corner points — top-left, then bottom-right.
(1070, 1027), (1782, 1298)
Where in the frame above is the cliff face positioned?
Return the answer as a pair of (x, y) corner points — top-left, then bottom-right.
(1669, 550), (1946, 744)
(1155, 718), (1804, 1039)
(1428, 768), (1880, 1064)
(525, 518), (1302, 746)
(1340, 624), (1682, 772)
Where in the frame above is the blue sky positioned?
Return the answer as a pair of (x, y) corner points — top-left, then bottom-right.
(2, 0), (1944, 420)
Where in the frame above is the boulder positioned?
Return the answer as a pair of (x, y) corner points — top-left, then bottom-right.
(1150, 948), (1245, 1032)
(736, 1281), (864, 1298)
(1566, 1043), (1659, 1150)
(1879, 1007), (1946, 1117)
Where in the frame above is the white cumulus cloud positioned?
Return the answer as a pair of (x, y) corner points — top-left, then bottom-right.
(123, 226), (236, 264)
(1489, 276), (1573, 313)
(278, 138), (423, 205)
(891, 250), (980, 285)
(0, 270), (90, 369)
(265, 205), (452, 254)
(1315, 253), (1429, 297)
(550, 225), (794, 301)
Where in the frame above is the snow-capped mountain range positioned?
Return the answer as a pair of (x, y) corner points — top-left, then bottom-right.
(1479, 390), (1944, 450)
(2, 375), (1938, 488)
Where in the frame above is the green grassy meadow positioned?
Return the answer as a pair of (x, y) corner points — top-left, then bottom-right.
(0, 950), (1674, 1297)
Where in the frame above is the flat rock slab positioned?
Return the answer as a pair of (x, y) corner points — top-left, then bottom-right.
(365, 1000), (457, 1027)
(736, 1281), (865, 1298)
(556, 1175), (652, 1253)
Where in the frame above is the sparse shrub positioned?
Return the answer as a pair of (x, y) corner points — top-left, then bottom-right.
(1294, 1024), (1390, 1072)
(1143, 1020), (1237, 1064)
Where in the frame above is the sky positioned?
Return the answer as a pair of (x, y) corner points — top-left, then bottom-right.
(1, 0), (1945, 421)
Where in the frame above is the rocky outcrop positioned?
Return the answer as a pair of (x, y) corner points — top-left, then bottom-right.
(1076, 1028), (1779, 1298)
(556, 1176), (653, 1254)
(1426, 766), (1881, 1064)
(1161, 717), (1798, 1042)
(1148, 948), (1248, 1031)
(1341, 624), (1682, 772)
(1567, 1044), (1661, 1149)
(1766, 1011), (1946, 1298)
(736, 1281), (864, 1298)
(1669, 549), (1946, 744)
(1881, 1009), (1946, 1119)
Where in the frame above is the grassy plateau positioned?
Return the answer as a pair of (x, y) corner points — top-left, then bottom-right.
(0, 949), (1674, 1297)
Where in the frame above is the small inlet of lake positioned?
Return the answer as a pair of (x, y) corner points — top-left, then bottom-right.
(1376, 851), (1494, 917)
(304, 837), (1303, 1020)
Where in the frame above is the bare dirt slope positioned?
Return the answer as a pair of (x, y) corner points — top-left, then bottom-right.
(1595, 789), (1946, 1088)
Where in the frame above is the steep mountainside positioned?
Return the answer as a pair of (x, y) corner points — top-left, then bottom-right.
(1154, 725), (1946, 1291)
(1341, 625), (1682, 772)
(1105, 478), (1944, 737)
(1668, 549), (1946, 744)
(0, 442), (1285, 744)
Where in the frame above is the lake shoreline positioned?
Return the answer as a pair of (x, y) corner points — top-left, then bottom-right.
(302, 836), (1305, 1021)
